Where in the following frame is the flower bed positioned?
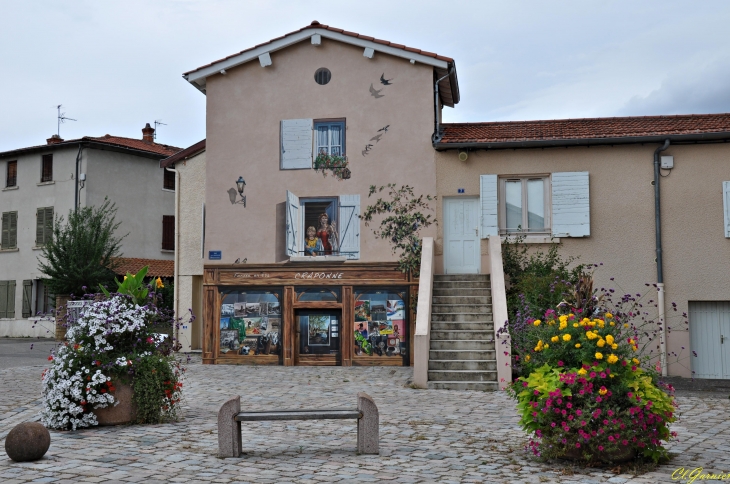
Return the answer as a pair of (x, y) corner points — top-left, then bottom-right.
(507, 311), (677, 463)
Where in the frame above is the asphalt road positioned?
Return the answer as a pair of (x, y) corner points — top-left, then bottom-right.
(0, 338), (58, 369)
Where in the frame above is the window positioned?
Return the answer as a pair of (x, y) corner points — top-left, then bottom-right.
(6, 160), (17, 187)
(354, 289), (407, 359)
(163, 168), (175, 190)
(0, 280), (16, 318)
(220, 289), (281, 355)
(162, 215), (175, 250)
(35, 280), (52, 316)
(314, 121), (345, 157)
(314, 68), (331, 85)
(41, 154), (53, 182)
(499, 176), (549, 234)
(1, 211), (17, 249)
(36, 207), (54, 246)
(285, 191), (360, 259)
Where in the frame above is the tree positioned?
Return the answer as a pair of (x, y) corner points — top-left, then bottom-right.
(38, 199), (127, 297)
(360, 184), (436, 276)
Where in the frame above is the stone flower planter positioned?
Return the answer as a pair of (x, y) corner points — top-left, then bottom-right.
(93, 382), (137, 426)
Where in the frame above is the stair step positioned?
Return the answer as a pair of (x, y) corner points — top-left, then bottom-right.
(430, 349), (496, 360)
(432, 313), (493, 322)
(433, 281), (491, 289)
(430, 330), (493, 341)
(431, 322), (494, 331)
(429, 340), (495, 351)
(432, 296), (491, 305)
(429, 360), (497, 371)
(427, 381), (499, 391)
(432, 288), (491, 297)
(428, 370), (497, 382)
(434, 274), (490, 281)
(431, 304), (491, 313)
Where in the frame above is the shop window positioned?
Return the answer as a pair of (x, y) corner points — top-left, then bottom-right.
(220, 289), (281, 356)
(298, 310), (340, 356)
(354, 289), (407, 359)
(296, 287), (340, 302)
(286, 191), (360, 259)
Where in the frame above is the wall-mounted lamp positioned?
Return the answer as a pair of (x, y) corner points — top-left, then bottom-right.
(235, 176), (246, 207)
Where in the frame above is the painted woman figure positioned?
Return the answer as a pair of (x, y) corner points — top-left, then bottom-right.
(316, 212), (338, 255)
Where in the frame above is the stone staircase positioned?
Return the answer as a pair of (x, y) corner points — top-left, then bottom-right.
(427, 274), (498, 390)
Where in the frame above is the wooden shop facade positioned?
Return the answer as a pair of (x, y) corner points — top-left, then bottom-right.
(201, 262), (416, 367)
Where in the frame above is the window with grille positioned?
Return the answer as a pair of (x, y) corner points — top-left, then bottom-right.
(1, 211), (17, 249)
(36, 207), (54, 246)
(163, 168), (175, 190)
(162, 215), (175, 250)
(6, 160), (17, 187)
(41, 154), (53, 182)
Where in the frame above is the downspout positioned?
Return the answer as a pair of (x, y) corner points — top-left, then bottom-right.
(166, 166), (182, 351)
(431, 65), (455, 144)
(654, 139), (670, 376)
(74, 144), (83, 211)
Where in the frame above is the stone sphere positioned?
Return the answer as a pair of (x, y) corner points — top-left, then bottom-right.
(4, 422), (51, 462)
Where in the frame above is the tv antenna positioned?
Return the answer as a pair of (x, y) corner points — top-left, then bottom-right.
(56, 105), (76, 137)
(154, 119), (167, 140)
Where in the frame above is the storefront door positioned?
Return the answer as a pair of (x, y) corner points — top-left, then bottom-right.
(295, 309), (342, 366)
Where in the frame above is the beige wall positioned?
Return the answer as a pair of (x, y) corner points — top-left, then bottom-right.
(203, 38), (438, 264)
(434, 142), (730, 377)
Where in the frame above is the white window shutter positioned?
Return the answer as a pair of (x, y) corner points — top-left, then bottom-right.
(480, 174), (498, 238)
(280, 119), (313, 169)
(286, 190), (301, 256)
(722, 182), (730, 238)
(552, 171), (590, 237)
(338, 195), (360, 259)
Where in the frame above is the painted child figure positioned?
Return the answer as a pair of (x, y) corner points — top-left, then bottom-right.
(304, 226), (320, 256)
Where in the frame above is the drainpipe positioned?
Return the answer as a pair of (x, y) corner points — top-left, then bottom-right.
(431, 65), (455, 144)
(166, 166), (182, 351)
(654, 139), (670, 376)
(74, 144), (84, 211)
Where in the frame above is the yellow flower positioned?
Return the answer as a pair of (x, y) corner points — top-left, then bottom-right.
(605, 312), (613, 319)
(548, 320), (555, 326)
(609, 374), (615, 378)
(628, 338), (635, 345)
(544, 344), (549, 349)
(559, 321), (568, 331)
(551, 336), (560, 343)
(597, 320), (605, 329)
(609, 321), (615, 326)
(559, 315), (568, 323)
(605, 334), (615, 345)
(624, 323), (629, 328)
(534, 340), (544, 352)
(582, 317), (591, 324)
(598, 387), (608, 395)
(124, 275), (128, 280)
(577, 368), (587, 375)
(575, 343), (581, 348)
(533, 320), (541, 326)
(573, 323), (579, 328)
(562, 334), (571, 342)
(597, 339), (606, 348)
(155, 277), (164, 289)
(611, 344), (618, 350)
(632, 358), (640, 365)
(607, 354), (619, 364)
(632, 345), (638, 351)
(524, 355), (531, 362)
(595, 352), (603, 360)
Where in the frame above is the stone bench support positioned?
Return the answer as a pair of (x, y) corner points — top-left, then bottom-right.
(218, 392), (379, 457)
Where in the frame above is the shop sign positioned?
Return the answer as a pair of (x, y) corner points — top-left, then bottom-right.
(215, 268), (408, 284)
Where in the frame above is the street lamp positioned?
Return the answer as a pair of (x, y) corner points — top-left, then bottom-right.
(236, 176), (246, 207)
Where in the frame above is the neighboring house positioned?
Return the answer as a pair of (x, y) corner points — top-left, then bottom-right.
(0, 124), (180, 337)
(172, 21), (730, 382)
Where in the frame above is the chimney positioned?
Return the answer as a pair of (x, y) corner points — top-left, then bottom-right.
(46, 134), (64, 145)
(142, 123), (155, 142)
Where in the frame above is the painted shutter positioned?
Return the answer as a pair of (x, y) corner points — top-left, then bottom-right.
(480, 174), (498, 238)
(551, 171), (590, 237)
(722, 182), (730, 237)
(286, 190), (301, 257)
(44, 207), (53, 245)
(338, 194), (360, 260)
(36, 208), (45, 245)
(22, 280), (32, 318)
(0, 281), (7, 318)
(1, 212), (9, 248)
(9, 212), (17, 248)
(280, 119), (313, 169)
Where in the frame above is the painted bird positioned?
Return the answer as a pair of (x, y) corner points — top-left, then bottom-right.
(378, 125), (390, 133)
(370, 134), (382, 143)
(369, 84), (384, 98)
(380, 73), (393, 85)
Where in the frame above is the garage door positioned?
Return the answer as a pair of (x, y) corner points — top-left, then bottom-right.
(689, 301), (730, 379)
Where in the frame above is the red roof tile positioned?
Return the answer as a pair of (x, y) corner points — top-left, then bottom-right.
(183, 21), (454, 76)
(438, 113), (730, 145)
(84, 135), (181, 156)
(112, 258), (174, 278)
(160, 139), (205, 168)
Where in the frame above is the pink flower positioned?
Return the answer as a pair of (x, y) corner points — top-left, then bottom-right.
(598, 445), (604, 451)
(551, 422), (556, 427)
(523, 382), (528, 387)
(566, 403), (572, 409)
(534, 390), (539, 395)
(622, 439), (628, 446)
(608, 436), (615, 442)
(575, 443), (581, 448)
(558, 361), (564, 367)
(599, 372), (606, 378)
(589, 372), (597, 378)
(576, 409), (582, 416)
(607, 410), (614, 417)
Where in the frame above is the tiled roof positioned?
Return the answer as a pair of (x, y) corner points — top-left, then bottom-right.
(160, 139), (205, 168)
(438, 113), (730, 146)
(84, 135), (181, 156)
(112, 258), (174, 278)
(184, 20), (453, 76)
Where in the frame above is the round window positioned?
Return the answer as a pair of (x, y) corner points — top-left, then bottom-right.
(314, 68), (331, 85)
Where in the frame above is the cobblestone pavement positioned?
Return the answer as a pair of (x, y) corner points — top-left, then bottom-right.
(1, 358), (729, 483)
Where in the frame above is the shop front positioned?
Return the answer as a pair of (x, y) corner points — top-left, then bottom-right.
(201, 262), (416, 366)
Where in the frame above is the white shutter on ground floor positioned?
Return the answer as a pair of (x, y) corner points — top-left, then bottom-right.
(286, 191), (301, 257)
(338, 195), (360, 260)
(723, 181), (730, 238)
(551, 171), (590, 237)
(479, 174), (498, 238)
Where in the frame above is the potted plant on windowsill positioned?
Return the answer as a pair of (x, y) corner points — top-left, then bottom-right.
(313, 152), (350, 180)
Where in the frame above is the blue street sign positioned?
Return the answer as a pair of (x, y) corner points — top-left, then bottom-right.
(209, 250), (222, 260)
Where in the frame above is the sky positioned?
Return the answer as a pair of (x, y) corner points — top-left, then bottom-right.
(1, 0), (729, 152)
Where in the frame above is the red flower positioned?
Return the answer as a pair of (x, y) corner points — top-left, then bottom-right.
(47, 356), (53, 361)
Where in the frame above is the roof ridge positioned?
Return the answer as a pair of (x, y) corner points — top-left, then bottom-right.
(442, 112), (730, 126)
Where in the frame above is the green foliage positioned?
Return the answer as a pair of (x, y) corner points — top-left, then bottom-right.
(132, 354), (183, 424)
(100, 266), (149, 305)
(38, 199), (127, 297)
(360, 184), (436, 276)
(313, 152), (350, 180)
(354, 330), (372, 355)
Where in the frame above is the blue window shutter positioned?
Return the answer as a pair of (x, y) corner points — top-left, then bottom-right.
(280, 119), (313, 169)
(480, 174), (498, 237)
(552, 171), (590, 237)
(723, 181), (730, 238)
(286, 190), (301, 256)
(338, 195), (360, 259)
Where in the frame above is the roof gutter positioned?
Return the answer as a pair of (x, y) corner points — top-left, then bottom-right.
(431, 64), (456, 144)
(433, 131), (730, 150)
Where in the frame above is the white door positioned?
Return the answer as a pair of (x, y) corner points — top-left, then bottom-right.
(689, 301), (730, 379)
(444, 197), (480, 274)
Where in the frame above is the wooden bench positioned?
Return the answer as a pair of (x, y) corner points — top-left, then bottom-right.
(218, 392), (379, 457)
